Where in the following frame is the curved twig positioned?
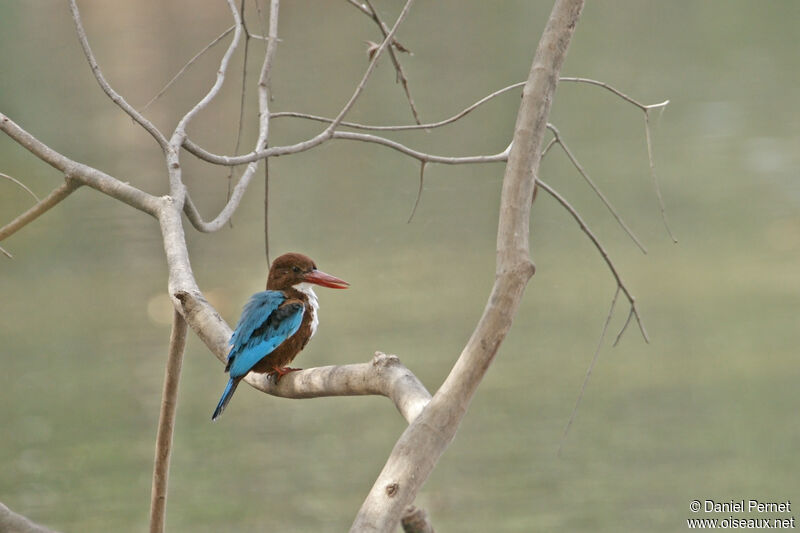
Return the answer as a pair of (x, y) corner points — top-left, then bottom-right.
(170, 0), (243, 146)
(558, 286), (620, 456)
(333, 131), (509, 164)
(351, 2), (582, 530)
(546, 123), (647, 254)
(560, 76), (669, 111)
(537, 179), (649, 342)
(68, 0), (169, 151)
(141, 25), (236, 112)
(180, 0), (415, 229)
(361, 0), (422, 124)
(644, 110), (677, 242)
(0, 178), (82, 242)
(407, 161), (426, 223)
(0, 113), (161, 216)
(271, 82), (527, 132)
(560, 76), (674, 241)
(0, 172), (40, 202)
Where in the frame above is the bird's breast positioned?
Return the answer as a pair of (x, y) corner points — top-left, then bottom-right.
(293, 282), (319, 338)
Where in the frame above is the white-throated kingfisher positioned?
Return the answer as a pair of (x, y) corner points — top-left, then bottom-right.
(212, 252), (349, 420)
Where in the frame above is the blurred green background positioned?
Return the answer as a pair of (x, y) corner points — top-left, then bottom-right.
(1, 1), (798, 531)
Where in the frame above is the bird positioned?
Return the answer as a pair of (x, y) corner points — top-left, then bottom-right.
(212, 252), (349, 420)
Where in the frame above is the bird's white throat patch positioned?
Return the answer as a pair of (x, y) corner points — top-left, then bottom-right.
(293, 282), (319, 337)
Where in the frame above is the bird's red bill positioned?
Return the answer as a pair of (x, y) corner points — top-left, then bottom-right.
(304, 269), (349, 289)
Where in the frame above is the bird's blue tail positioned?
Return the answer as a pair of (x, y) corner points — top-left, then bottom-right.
(212, 378), (239, 421)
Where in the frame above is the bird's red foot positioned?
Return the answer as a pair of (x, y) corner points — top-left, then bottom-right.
(268, 366), (302, 382)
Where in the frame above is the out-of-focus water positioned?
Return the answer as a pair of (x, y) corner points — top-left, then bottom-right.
(1, 2), (798, 531)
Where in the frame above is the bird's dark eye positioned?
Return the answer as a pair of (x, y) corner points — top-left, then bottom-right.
(292, 266), (302, 274)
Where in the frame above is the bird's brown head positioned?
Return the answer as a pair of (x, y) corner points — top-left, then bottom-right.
(267, 252), (349, 291)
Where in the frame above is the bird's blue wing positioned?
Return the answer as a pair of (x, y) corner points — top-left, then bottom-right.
(229, 291), (285, 349)
(226, 291), (304, 379)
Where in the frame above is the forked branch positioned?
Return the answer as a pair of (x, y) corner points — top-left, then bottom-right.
(68, 0), (168, 151)
(0, 178), (81, 242)
(536, 179), (648, 342)
(350, 1), (584, 530)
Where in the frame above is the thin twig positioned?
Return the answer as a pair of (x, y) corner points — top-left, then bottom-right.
(252, 0), (269, 40)
(407, 161), (426, 223)
(347, 0), (413, 55)
(644, 110), (677, 242)
(561, 76), (674, 242)
(141, 25), (236, 112)
(546, 123), (647, 254)
(165, 0), (243, 201)
(0, 245), (11, 259)
(351, 2), (584, 528)
(540, 136), (558, 159)
(271, 82), (526, 132)
(264, 159), (270, 264)
(0, 172), (41, 202)
(261, 0), (280, 262)
(558, 286), (620, 456)
(0, 113), (161, 216)
(68, 0), (169, 151)
(362, 0), (422, 124)
(0, 178), (81, 241)
(326, 0), (416, 134)
(186, 48), (512, 167)
(170, 0), (242, 145)
(333, 131), (509, 164)
(613, 306), (635, 347)
(149, 309), (189, 533)
(560, 76), (670, 112)
(225, 3), (251, 225)
(537, 179), (649, 343)
(180, 0), (414, 230)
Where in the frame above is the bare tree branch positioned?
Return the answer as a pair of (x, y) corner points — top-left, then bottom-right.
(333, 131), (509, 164)
(644, 109), (677, 242)
(174, 291), (431, 424)
(271, 81), (526, 132)
(225, 2), (251, 217)
(181, 0), (415, 170)
(560, 76), (675, 241)
(141, 25), (237, 112)
(0, 113), (161, 216)
(0, 178), (81, 242)
(558, 285), (620, 456)
(546, 123), (647, 253)
(68, 0), (169, 151)
(259, 0), (279, 261)
(0, 171), (41, 202)
(347, 0), (413, 56)
(560, 76), (670, 111)
(407, 161), (426, 223)
(0, 502), (60, 533)
(537, 179), (649, 342)
(168, 0), (243, 168)
(360, 0), (422, 124)
(149, 310), (189, 533)
(401, 506), (435, 533)
(350, 2), (584, 530)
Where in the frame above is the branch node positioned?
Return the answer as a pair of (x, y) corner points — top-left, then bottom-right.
(373, 351), (401, 367)
(402, 506), (435, 533)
